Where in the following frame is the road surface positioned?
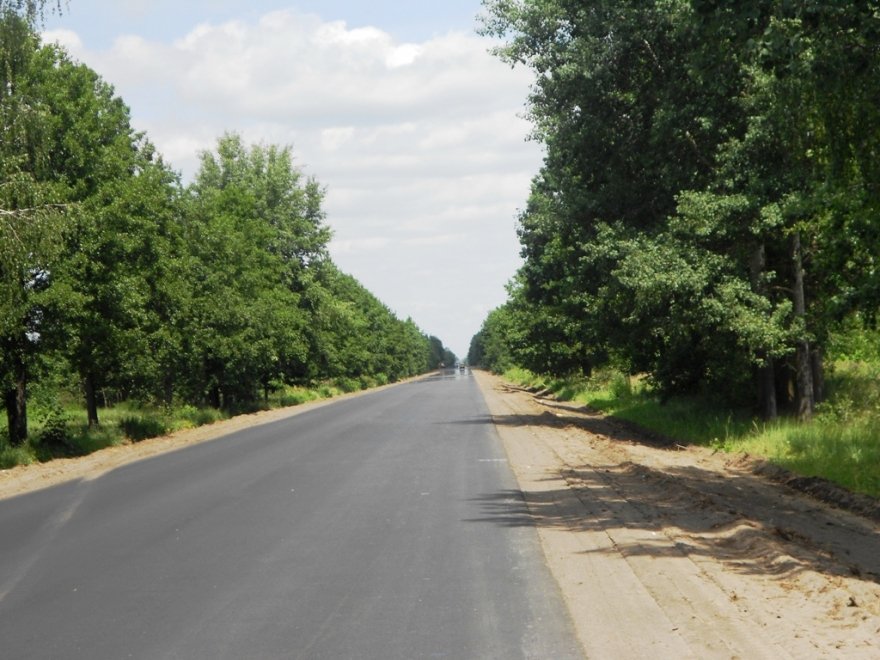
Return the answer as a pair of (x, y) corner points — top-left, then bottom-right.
(0, 370), (582, 659)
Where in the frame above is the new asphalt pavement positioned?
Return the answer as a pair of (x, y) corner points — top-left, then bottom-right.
(0, 369), (581, 659)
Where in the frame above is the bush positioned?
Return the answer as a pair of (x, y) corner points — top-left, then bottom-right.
(119, 415), (168, 442)
(317, 384), (340, 398)
(31, 404), (76, 460)
(278, 388), (318, 407)
(178, 405), (225, 427)
(334, 377), (362, 393)
(609, 372), (633, 399)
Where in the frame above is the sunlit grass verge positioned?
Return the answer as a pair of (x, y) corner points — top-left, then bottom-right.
(502, 364), (880, 499)
(0, 443), (35, 470)
(0, 375), (397, 469)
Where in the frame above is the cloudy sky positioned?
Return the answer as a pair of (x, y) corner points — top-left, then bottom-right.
(43, 0), (542, 358)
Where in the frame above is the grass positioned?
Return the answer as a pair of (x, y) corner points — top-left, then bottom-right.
(503, 363), (880, 499)
(0, 443), (35, 470)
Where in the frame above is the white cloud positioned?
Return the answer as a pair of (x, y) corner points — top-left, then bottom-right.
(41, 11), (542, 356)
(320, 127), (356, 151)
(386, 43), (422, 69)
(330, 237), (392, 254)
(41, 28), (83, 51)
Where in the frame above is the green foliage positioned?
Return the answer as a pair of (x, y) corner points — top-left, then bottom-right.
(0, 25), (453, 456)
(428, 335), (456, 369)
(827, 315), (880, 363)
(277, 388), (320, 407)
(333, 377), (362, 394)
(469, 305), (517, 373)
(33, 401), (70, 448)
(476, 0), (880, 423)
(0, 11), (71, 443)
(176, 405), (226, 429)
(119, 415), (169, 442)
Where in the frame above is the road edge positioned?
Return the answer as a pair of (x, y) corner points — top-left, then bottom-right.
(0, 373), (430, 501)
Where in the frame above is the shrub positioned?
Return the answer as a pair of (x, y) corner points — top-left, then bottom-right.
(609, 372), (633, 399)
(317, 384), (340, 398)
(278, 388), (317, 407)
(31, 404), (76, 460)
(178, 405), (225, 427)
(119, 415), (168, 442)
(335, 377), (361, 393)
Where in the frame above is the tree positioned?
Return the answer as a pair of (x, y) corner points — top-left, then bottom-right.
(480, 0), (880, 417)
(182, 134), (330, 408)
(0, 9), (68, 443)
(32, 45), (149, 427)
(427, 335), (456, 369)
(469, 305), (516, 374)
(480, 0), (743, 388)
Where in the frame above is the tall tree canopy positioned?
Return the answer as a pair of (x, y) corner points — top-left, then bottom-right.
(477, 0), (880, 419)
(1, 14), (453, 444)
(1, 9), (72, 442)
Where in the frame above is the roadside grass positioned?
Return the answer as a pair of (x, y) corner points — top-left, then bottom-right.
(503, 362), (880, 499)
(0, 375), (395, 470)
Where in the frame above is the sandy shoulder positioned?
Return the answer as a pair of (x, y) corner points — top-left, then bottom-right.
(474, 370), (880, 659)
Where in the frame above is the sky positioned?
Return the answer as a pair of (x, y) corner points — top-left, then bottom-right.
(43, 1), (543, 359)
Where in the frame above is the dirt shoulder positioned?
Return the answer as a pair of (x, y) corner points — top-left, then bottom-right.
(0, 381), (411, 501)
(474, 370), (880, 659)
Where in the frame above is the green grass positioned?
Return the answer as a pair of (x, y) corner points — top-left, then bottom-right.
(0, 443), (35, 470)
(775, 419), (880, 495)
(503, 363), (880, 499)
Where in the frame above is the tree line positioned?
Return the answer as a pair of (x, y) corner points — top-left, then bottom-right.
(1, 4), (454, 445)
(471, 0), (880, 420)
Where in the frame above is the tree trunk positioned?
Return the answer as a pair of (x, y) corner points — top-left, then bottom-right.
(791, 232), (814, 421)
(749, 242), (777, 420)
(84, 373), (99, 428)
(811, 347), (825, 405)
(760, 358), (777, 421)
(3, 344), (28, 445)
(163, 372), (174, 408)
(209, 385), (221, 409)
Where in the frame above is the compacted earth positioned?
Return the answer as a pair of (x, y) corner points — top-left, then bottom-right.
(474, 370), (880, 658)
(2, 372), (878, 658)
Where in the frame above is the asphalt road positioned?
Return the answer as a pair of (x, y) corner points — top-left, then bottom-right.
(0, 370), (582, 659)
